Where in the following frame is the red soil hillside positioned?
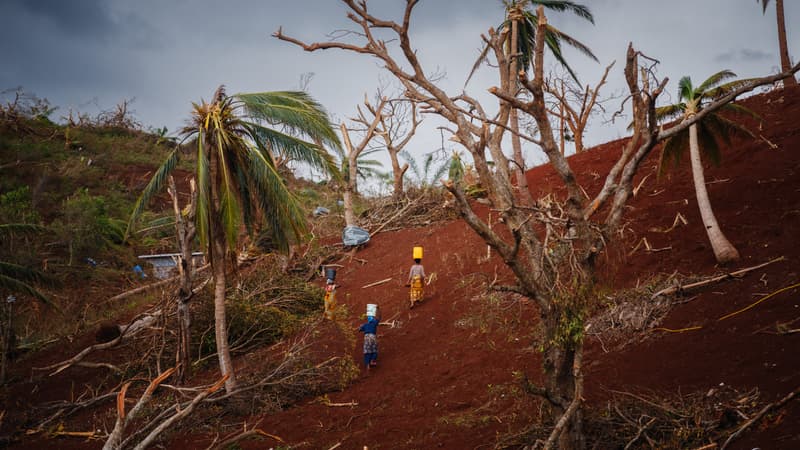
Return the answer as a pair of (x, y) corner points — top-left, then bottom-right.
(250, 86), (800, 449)
(3, 86), (799, 450)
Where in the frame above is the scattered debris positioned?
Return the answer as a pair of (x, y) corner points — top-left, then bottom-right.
(342, 225), (370, 247)
(651, 256), (786, 299)
(361, 277), (392, 289)
(628, 237), (672, 256)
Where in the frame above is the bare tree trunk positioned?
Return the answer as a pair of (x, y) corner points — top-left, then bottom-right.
(0, 299), (12, 384)
(542, 321), (585, 450)
(573, 129), (584, 154)
(390, 151), (408, 200)
(169, 176), (197, 384)
(339, 123), (358, 227)
(688, 122), (740, 264)
(559, 101), (566, 156)
(510, 108), (533, 205)
(509, 16), (534, 207)
(775, 0), (797, 87)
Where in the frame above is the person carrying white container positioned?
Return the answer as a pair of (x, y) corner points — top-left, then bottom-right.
(358, 303), (381, 371)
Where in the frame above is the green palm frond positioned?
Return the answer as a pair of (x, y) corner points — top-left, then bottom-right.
(719, 102), (762, 122)
(514, 9), (598, 84)
(705, 112), (758, 145)
(356, 158), (385, 178)
(125, 147), (179, 239)
(658, 130), (690, 176)
(0, 223), (47, 235)
(696, 121), (723, 166)
(236, 91), (341, 150)
(448, 152), (465, 183)
(543, 21), (598, 62)
(400, 150), (422, 181)
(467, 0), (596, 87)
(659, 70), (758, 174)
(217, 147), (243, 249)
(195, 133), (212, 251)
(655, 103), (687, 122)
(677, 76), (695, 102)
(245, 122), (337, 176)
(758, 0), (771, 14)
(0, 261), (58, 310)
(696, 70), (737, 94)
(430, 159), (450, 185)
(704, 78), (758, 101)
(131, 87), (339, 260)
(244, 147), (306, 251)
(531, 0), (595, 23)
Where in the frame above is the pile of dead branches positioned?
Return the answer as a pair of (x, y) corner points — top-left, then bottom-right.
(358, 188), (458, 235)
(583, 385), (766, 449)
(584, 276), (678, 352)
(501, 384), (772, 449)
(24, 320), (354, 449)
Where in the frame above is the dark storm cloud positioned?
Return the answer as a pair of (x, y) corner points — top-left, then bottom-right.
(1, 0), (796, 157)
(714, 48), (773, 63)
(2, 0), (115, 39)
(0, 0), (162, 110)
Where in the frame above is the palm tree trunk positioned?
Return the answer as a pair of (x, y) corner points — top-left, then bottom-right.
(212, 235), (237, 393)
(775, 0), (797, 87)
(208, 151), (237, 393)
(689, 123), (740, 264)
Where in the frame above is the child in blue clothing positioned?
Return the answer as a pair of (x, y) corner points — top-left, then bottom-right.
(358, 314), (380, 370)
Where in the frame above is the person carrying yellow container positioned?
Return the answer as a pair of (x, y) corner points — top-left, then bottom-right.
(323, 279), (336, 319)
(406, 246), (427, 309)
(323, 267), (337, 319)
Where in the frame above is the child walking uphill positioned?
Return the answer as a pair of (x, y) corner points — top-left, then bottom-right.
(358, 312), (380, 371)
(407, 258), (426, 309)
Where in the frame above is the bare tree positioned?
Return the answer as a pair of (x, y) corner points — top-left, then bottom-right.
(275, 2), (800, 448)
(545, 61), (615, 154)
(375, 96), (420, 199)
(167, 175), (197, 383)
(758, 0), (797, 88)
(339, 94), (388, 226)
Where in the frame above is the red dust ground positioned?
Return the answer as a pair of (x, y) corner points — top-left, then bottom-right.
(3, 86), (800, 449)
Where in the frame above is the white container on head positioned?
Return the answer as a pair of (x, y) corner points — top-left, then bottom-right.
(366, 303), (378, 318)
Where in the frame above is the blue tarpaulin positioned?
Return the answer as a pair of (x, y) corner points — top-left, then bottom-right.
(342, 226), (370, 247)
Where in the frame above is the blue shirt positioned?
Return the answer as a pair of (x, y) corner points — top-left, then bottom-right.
(359, 319), (379, 334)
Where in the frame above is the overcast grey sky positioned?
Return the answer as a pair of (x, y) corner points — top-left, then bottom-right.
(2, 1), (796, 188)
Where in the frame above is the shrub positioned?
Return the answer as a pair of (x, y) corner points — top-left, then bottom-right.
(0, 186), (39, 223)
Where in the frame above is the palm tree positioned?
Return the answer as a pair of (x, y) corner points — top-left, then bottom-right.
(401, 150), (454, 189)
(758, 0), (797, 88)
(0, 223), (56, 383)
(330, 145), (384, 186)
(656, 71), (759, 264)
(128, 86), (339, 393)
(469, 1), (597, 205)
(506, 1), (596, 205)
(0, 224), (53, 307)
